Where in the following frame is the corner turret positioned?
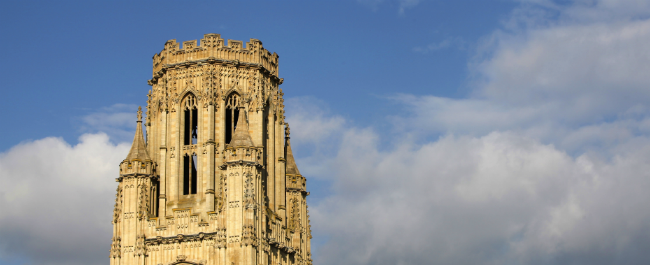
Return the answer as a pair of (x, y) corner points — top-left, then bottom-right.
(229, 107), (254, 147)
(119, 106), (154, 176)
(223, 109), (262, 166)
(112, 106), (159, 264)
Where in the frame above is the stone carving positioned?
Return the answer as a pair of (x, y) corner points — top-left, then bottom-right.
(215, 173), (226, 212)
(110, 236), (121, 258)
(289, 198), (300, 232)
(138, 183), (149, 220)
(113, 187), (122, 224)
(244, 171), (255, 209)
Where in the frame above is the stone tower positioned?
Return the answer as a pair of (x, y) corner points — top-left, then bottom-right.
(110, 34), (312, 265)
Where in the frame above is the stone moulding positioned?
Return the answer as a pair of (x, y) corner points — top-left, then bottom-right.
(145, 232), (218, 245)
(148, 57), (282, 84)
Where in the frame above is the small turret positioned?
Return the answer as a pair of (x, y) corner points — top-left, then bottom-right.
(223, 109), (262, 166)
(112, 107), (158, 265)
(229, 108), (254, 147)
(285, 140), (301, 176)
(119, 106), (154, 176)
(285, 125), (307, 195)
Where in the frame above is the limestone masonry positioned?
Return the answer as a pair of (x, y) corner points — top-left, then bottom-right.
(111, 34), (313, 265)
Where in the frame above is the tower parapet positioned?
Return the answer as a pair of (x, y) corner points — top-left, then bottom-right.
(149, 34), (280, 86)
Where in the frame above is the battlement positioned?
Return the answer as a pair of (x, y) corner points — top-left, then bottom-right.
(149, 34), (280, 85)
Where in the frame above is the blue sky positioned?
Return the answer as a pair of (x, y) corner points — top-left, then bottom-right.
(0, 0), (516, 150)
(3, 1), (650, 265)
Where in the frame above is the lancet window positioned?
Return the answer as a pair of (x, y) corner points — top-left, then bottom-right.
(182, 94), (199, 195)
(183, 153), (198, 195)
(183, 94), (198, 145)
(225, 93), (241, 144)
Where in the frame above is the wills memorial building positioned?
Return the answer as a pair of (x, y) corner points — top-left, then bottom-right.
(110, 34), (313, 265)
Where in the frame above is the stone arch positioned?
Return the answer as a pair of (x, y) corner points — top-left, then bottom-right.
(167, 255), (203, 265)
(181, 92), (198, 109)
(225, 92), (243, 144)
(182, 92), (198, 146)
(183, 151), (198, 195)
(178, 89), (198, 104)
(223, 87), (243, 101)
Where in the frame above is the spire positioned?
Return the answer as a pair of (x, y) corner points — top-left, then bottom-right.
(229, 108), (254, 147)
(285, 126), (301, 176)
(125, 106), (151, 161)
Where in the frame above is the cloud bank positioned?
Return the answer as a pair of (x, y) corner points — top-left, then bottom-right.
(0, 134), (129, 265)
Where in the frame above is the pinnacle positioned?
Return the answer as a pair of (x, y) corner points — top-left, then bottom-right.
(125, 106), (151, 162)
(229, 108), (254, 147)
(285, 139), (301, 176)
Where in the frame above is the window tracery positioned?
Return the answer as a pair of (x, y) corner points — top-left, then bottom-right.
(183, 93), (198, 145)
(183, 153), (198, 195)
(225, 93), (241, 144)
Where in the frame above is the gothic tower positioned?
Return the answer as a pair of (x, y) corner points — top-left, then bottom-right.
(111, 34), (312, 265)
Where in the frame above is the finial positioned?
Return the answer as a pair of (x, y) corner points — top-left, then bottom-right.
(137, 106), (142, 122)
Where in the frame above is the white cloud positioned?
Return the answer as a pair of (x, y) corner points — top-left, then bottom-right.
(285, 97), (345, 146)
(389, 0), (650, 156)
(79, 103), (139, 143)
(285, 97), (347, 181)
(304, 128), (650, 265)
(475, 19), (650, 114)
(0, 134), (129, 265)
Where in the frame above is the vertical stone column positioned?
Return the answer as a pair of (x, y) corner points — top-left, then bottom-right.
(206, 104), (215, 213)
(159, 110), (168, 219)
(275, 120), (286, 221)
(171, 104), (181, 204)
(268, 106), (276, 212)
(217, 98), (226, 204)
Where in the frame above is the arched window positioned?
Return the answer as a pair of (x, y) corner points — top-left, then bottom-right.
(183, 153), (198, 195)
(225, 93), (241, 144)
(182, 94), (198, 195)
(183, 94), (198, 145)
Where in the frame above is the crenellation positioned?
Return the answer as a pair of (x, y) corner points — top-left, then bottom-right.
(227, 39), (243, 50)
(150, 35), (280, 87)
(183, 40), (198, 50)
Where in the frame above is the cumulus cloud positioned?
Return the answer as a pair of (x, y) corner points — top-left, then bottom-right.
(285, 97), (346, 181)
(78, 104), (140, 143)
(0, 134), (130, 265)
(390, 0), (650, 155)
(285, 97), (345, 146)
(475, 19), (650, 117)
(303, 130), (650, 265)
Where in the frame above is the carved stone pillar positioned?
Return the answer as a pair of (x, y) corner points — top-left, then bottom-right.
(159, 110), (168, 219)
(206, 104), (215, 213)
